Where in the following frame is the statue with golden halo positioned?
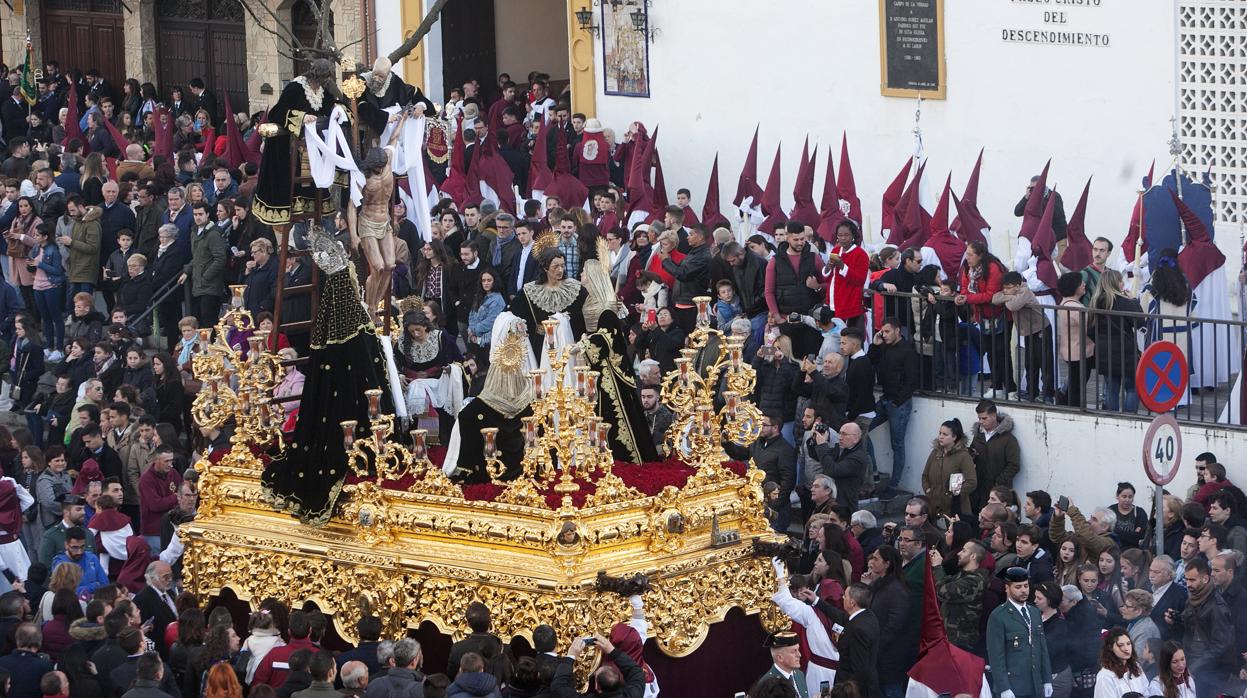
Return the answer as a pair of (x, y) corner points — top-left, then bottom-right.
(507, 246), (588, 358)
(260, 224), (394, 525)
(441, 313), (535, 483)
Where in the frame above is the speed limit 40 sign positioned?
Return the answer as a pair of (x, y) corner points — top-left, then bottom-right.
(1143, 414), (1183, 486)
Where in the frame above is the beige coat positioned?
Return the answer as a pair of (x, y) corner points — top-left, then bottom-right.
(1056, 298), (1094, 362)
(921, 439), (977, 518)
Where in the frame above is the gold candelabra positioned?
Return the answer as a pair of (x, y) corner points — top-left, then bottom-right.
(191, 285), (287, 467)
(659, 297), (762, 486)
(340, 389), (462, 497)
(338, 389), (462, 542)
(486, 318), (640, 509)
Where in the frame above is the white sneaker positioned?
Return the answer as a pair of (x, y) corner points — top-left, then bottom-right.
(982, 388), (1001, 399)
(47, 350), (64, 362)
(1006, 391), (1020, 401)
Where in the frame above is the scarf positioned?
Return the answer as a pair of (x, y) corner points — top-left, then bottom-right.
(967, 264), (984, 294)
(1187, 580), (1213, 608)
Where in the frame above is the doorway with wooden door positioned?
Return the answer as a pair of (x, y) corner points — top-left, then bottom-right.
(156, 0), (249, 114)
(440, 0), (498, 105)
(41, 0), (125, 86)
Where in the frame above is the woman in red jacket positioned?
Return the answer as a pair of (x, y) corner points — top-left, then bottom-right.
(957, 241), (1016, 398)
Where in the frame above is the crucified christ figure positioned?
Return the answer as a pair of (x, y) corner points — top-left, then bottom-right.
(349, 105), (420, 318)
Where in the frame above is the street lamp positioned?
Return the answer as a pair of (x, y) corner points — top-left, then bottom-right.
(575, 6), (600, 36)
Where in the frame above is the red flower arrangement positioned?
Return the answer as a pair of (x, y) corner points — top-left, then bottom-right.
(214, 444), (746, 509)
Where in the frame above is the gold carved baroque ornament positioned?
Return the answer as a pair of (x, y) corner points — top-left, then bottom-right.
(183, 296), (786, 656)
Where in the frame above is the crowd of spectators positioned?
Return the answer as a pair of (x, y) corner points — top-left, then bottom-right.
(0, 59), (1238, 698)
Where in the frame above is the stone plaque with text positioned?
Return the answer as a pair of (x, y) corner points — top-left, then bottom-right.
(879, 0), (946, 99)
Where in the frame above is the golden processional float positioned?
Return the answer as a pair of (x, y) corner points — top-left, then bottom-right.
(180, 286), (787, 655)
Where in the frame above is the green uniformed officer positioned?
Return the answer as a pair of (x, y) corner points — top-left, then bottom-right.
(36, 494), (94, 567)
(986, 566), (1052, 698)
(760, 631), (810, 698)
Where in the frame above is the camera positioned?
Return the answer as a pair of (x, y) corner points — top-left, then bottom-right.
(814, 423), (829, 435)
(787, 312), (801, 324)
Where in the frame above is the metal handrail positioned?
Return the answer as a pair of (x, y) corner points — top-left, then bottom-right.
(871, 288), (1245, 429)
(127, 274), (184, 333)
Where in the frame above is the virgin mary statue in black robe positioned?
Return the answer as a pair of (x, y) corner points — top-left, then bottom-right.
(262, 225), (392, 525)
(579, 236), (660, 464)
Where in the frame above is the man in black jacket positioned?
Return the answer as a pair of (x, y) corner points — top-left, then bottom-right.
(448, 240), (484, 339)
(729, 410), (795, 532)
(446, 602), (507, 680)
(795, 352), (848, 429)
(870, 247), (922, 331)
(551, 635), (645, 698)
(659, 223), (711, 333)
(188, 77), (218, 127)
(1169, 557), (1231, 698)
(0, 93), (30, 148)
(243, 238), (278, 317)
(1015, 524), (1054, 583)
(838, 328), (876, 438)
(724, 242), (768, 337)
(334, 616), (383, 677)
(813, 422), (871, 511)
(868, 318), (919, 499)
(811, 583), (882, 698)
(1014, 175), (1067, 241)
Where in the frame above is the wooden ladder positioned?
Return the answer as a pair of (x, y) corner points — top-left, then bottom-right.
(270, 136), (325, 400)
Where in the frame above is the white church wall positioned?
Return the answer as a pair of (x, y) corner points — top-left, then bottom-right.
(871, 395), (1232, 512)
(592, 0), (1187, 268)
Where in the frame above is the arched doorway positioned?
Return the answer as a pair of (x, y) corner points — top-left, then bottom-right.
(156, 0), (249, 113)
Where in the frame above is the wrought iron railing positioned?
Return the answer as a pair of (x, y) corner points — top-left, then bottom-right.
(873, 290), (1246, 428)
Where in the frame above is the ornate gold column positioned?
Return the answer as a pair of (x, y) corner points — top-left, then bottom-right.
(564, 0), (596, 118)
(400, 0), (427, 92)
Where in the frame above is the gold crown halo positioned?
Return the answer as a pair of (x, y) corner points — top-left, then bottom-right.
(532, 231), (558, 256)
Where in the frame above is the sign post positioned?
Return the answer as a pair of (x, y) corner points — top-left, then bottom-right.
(1137, 341), (1190, 414)
(1143, 413), (1183, 556)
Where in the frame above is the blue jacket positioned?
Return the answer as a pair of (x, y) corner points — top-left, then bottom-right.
(53, 168), (81, 197)
(51, 550), (109, 595)
(204, 181), (238, 206)
(34, 242), (65, 286)
(161, 205), (193, 261)
(467, 292), (504, 345)
(446, 671), (501, 698)
(0, 649), (53, 698)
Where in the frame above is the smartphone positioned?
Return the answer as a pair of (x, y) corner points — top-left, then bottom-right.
(1056, 495), (1070, 511)
(820, 680), (831, 696)
(646, 308), (656, 325)
(583, 637), (597, 646)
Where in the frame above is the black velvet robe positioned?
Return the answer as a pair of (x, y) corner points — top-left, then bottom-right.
(261, 266), (391, 525)
(451, 401), (533, 484)
(358, 74), (435, 136)
(508, 283), (589, 358)
(253, 80), (337, 226)
(581, 311), (660, 464)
